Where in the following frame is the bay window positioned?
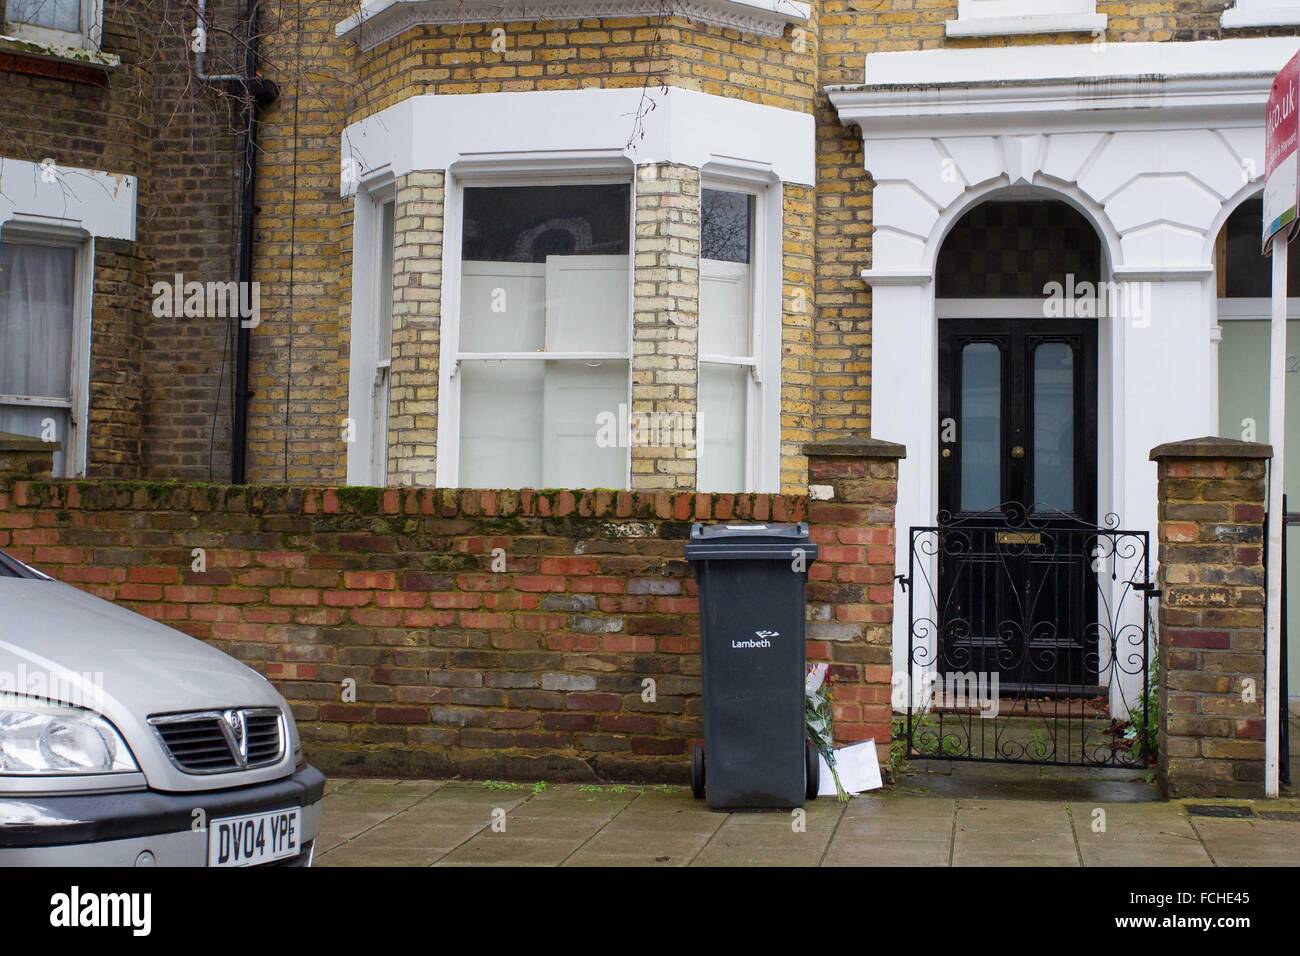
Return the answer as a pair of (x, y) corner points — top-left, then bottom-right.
(0, 227), (85, 476)
(452, 182), (631, 489)
(698, 186), (761, 493)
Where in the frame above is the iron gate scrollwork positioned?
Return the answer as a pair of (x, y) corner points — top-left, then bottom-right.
(902, 505), (1155, 768)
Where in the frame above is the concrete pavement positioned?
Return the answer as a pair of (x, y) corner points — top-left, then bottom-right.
(313, 776), (1300, 867)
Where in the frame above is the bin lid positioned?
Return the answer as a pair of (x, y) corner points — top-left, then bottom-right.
(684, 522), (818, 562)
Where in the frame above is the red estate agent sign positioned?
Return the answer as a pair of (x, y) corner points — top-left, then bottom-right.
(1265, 49), (1300, 250)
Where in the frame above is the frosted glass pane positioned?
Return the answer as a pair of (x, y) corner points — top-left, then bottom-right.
(10, 0), (80, 31)
(544, 255), (629, 353)
(540, 361), (627, 489)
(459, 263), (545, 352)
(459, 362), (544, 488)
(1034, 342), (1075, 512)
(459, 360), (628, 489)
(0, 242), (76, 400)
(0, 406), (68, 476)
(698, 363), (747, 492)
(700, 260), (751, 357)
(960, 343), (1001, 512)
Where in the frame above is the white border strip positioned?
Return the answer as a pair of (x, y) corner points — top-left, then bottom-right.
(340, 87), (816, 193)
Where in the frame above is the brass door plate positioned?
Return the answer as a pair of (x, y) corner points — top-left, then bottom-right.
(996, 531), (1041, 545)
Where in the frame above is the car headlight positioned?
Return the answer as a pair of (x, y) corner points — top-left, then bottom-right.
(0, 695), (138, 774)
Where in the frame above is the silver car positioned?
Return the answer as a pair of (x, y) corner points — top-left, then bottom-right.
(0, 550), (324, 866)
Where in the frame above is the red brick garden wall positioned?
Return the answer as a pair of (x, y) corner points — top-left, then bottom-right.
(0, 471), (894, 782)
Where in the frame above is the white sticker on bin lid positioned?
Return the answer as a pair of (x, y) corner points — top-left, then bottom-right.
(725, 524), (768, 530)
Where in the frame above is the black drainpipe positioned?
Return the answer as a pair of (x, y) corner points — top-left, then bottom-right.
(229, 1), (278, 484)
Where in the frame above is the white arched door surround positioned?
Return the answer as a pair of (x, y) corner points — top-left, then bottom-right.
(829, 37), (1295, 704)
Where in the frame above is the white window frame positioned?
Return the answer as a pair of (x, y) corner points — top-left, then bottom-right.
(1222, 0), (1300, 28)
(436, 160), (637, 489)
(5, 0), (103, 50)
(345, 181), (396, 486)
(699, 167), (781, 494)
(0, 222), (91, 477)
(946, 0), (1106, 37)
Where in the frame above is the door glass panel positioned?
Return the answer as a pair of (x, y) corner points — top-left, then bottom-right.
(960, 342), (1001, 512)
(1033, 342), (1075, 512)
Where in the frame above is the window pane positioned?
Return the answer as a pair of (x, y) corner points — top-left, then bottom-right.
(460, 262), (545, 352)
(9, 0), (81, 31)
(700, 259), (751, 357)
(701, 189), (752, 264)
(960, 343), (1001, 512)
(0, 242), (75, 399)
(1033, 342), (1075, 513)
(459, 360), (627, 490)
(1223, 197), (1300, 297)
(462, 185), (629, 262)
(0, 406), (69, 476)
(460, 184), (630, 354)
(698, 363), (747, 492)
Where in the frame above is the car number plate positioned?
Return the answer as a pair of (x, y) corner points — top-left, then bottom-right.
(208, 807), (301, 867)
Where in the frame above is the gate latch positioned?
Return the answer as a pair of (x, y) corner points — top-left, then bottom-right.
(895, 574), (909, 593)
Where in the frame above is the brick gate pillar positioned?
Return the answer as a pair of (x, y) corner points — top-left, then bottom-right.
(803, 438), (906, 765)
(1150, 437), (1272, 798)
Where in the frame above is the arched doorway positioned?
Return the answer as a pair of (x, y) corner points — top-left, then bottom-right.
(931, 199), (1104, 694)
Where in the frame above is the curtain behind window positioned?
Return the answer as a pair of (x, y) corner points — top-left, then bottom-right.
(8, 0), (81, 31)
(0, 242), (76, 475)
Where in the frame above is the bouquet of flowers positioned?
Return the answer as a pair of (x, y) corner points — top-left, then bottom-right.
(805, 662), (849, 802)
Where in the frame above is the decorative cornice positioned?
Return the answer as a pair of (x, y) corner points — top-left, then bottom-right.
(336, 0), (810, 51)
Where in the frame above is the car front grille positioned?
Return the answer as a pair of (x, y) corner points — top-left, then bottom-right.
(148, 708), (284, 774)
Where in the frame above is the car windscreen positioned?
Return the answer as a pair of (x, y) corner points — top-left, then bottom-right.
(0, 551), (45, 579)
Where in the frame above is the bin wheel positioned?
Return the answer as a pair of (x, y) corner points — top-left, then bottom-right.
(691, 744), (705, 799)
(805, 738), (820, 800)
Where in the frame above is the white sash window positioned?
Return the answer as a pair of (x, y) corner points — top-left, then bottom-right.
(451, 181), (632, 490)
(0, 228), (88, 476)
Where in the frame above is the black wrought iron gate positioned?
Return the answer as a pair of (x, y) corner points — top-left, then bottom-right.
(901, 508), (1155, 768)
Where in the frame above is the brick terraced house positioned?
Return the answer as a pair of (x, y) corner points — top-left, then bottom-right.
(2, 0), (1299, 785)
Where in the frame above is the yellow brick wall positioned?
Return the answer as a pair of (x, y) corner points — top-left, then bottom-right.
(347, 15), (817, 121)
(247, 0), (355, 483)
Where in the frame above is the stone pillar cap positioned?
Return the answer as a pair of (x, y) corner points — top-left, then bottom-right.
(1149, 436), (1272, 461)
(0, 432), (60, 452)
(803, 437), (907, 459)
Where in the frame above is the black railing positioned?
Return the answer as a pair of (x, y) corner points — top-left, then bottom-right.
(902, 506), (1153, 768)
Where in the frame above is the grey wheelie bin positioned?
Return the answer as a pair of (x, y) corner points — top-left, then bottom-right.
(685, 522), (819, 812)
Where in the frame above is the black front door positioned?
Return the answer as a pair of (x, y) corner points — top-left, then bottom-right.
(936, 319), (1099, 693)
